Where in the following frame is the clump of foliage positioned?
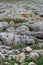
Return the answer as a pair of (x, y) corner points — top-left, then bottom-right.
(0, 57), (20, 65)
(31, 44), (43, 50)
(12, 43), (27, 49)
(0, 18), (12, 22)
(29, 26), (35, 31)
(25, 55), (43, 65)
(13, 18), (27, 23)
(22, 13), (32, 18)
(0, 55), (43, 65)
(0, 18), (27, 23)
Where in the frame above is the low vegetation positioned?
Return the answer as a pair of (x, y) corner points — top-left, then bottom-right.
(12, 43), (27, 49)
(31, 44), (43, 50)
(0, 54), (43, 65)
(22, 13), (32, 18)
(0, 18), (27, 23)
(25, 55), (43, 65)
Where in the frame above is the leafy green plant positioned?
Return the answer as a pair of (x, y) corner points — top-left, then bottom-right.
(29, 26), (35, 31)
(22, 13), (32, 18)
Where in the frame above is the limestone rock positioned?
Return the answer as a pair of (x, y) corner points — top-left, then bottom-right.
(14, 63), (18, 65)
(28, 62), (36, 65)
(29, 52), (39, 59)
(0, 33), (15, 45)
(14, 35), (21, 44)
(6, 26), (15, 32)
(25, 46), (32, 52)
(21, 35), (35, 45)
(10, 21), (14, 26)
(16, 52), (25, 63)
(36, 32), (43, 39)
(0, 52), (5, 59)
(5, 62), (10, 65)
(16, 25), (29, 34)
(0, 22), (9, 30)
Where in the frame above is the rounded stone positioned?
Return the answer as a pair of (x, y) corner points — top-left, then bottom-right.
(25, 46), (32, 52)
(28, 62), (36, 65)
(29, 52), (39, 59)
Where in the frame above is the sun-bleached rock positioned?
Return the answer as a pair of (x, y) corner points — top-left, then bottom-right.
(16, 52), (25, 63)
(25, 46), (32, 52)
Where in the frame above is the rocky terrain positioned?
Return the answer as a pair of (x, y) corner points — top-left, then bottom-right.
(0, 0), (43, 65)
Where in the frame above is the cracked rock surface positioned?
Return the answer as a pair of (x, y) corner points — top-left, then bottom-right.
(0, 0), (43, 65)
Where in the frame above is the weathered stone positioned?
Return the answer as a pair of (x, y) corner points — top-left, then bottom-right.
(7, 50), (14, 55)
(13, 49), (20, 54)
(0, 45), (11, 50)
(0, 52), (5, 59)
(25, 46), (32, 52)
(0, 33), (14, 45)
(5, 62), (10, 65)
(36, 32), (43, 39)
(14, 35), (21, 44)
(29, 51), (39, 59)
(0, 49), (6, 54)
(16, 25), (29, 34)
(16, 52), (25, 63)
(21, 35), (35, 45)
(28, 62), (36, 65)
(14, 63), (18, 65)
(0, 22), (9, 30)
(38, 50), (43, 55)
(33, 50), (43, 55)
(10, 21), (14, 26)
(0, 41), (2, 45)
(6, 26), (15, 32)
(35, 22), (43, 31)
